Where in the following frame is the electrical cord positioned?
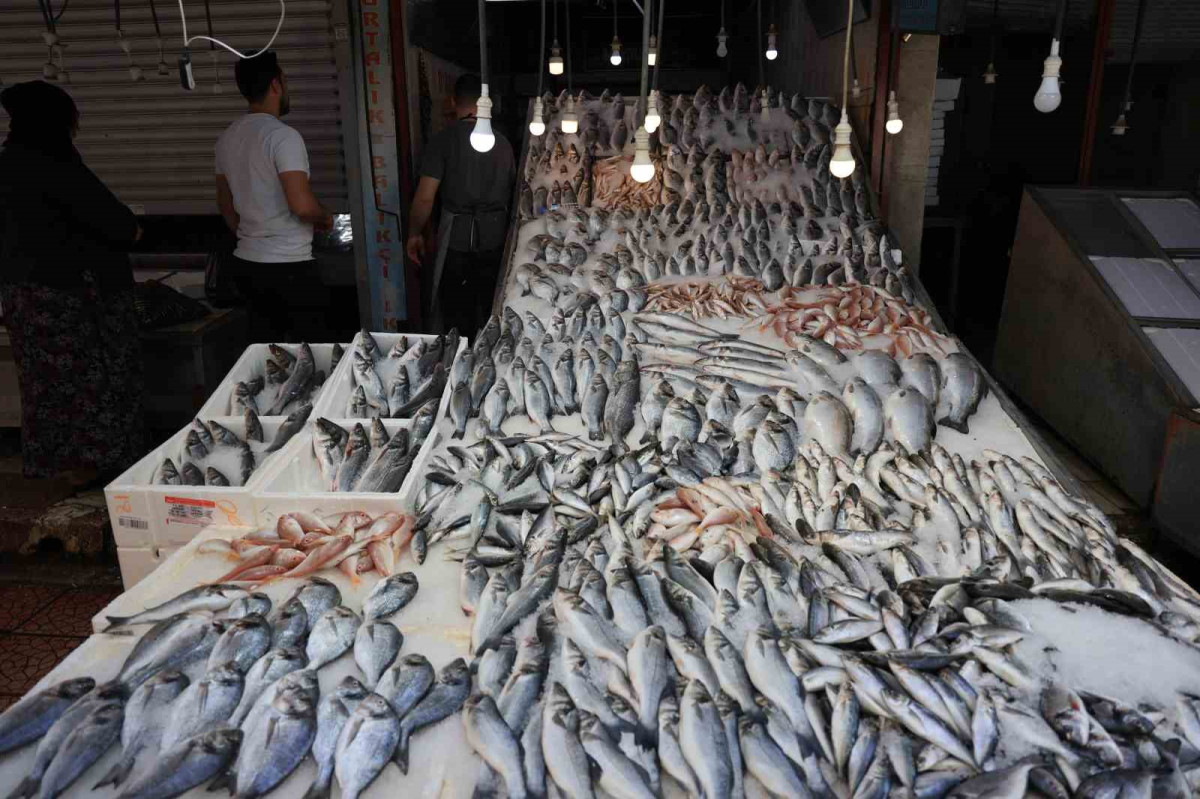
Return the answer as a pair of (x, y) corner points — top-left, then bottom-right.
(177, 0), (285, 59)
(537, 0), (545, 97)
(652, 0), (663, 89)
(841, 0), (853, 111)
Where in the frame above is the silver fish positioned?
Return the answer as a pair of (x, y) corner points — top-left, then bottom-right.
(0, 677), (95, 756)
(678, 679), (733, 799)
(364, 572), (419, 621)
(354, 621), (403, 689)
(885, 386), (935, 455)
(234, 689), (317, 799)
(114, 727), (242, 799)
(206, 613), (271, 674)
(335, 693), (401, 799)
(464, 694), (527, 799)
(38, 701), (125, 799)
(93, 670), (189, 789)
(938, 352), (987, 434)
(306, 606), (361, 669)
(843, 377), (884, 456)
(376, 653), (435, 720)
(230, 646), (307, 729)
(160, 662), (244, 751)
(394, 658), (471, 773)
(104, 585), (249, 630)
(304, 676), (369, 799)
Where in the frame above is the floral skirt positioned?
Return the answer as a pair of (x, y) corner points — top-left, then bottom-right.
(2, 281), (146, 479)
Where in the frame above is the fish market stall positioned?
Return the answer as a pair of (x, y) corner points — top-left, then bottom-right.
(6, 85), (1200, 799)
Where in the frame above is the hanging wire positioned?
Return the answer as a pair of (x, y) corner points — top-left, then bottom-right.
(652, 0), (664, 89)
(988, 0), (999, 66)
(565, 0), (573, 93)
(613, 0), (618, 40)
(1053, 0), (1067, 41)
(1120, 0), (1148, 110)
(177, 0), (284, 59)
(637, 0), (650, 124)
(840, 0), (853, 111)
(478, 0), (488, 86)
(202, 0), (217, 51)
(757, 0), (763, 87)
(537, 0), (546, 97)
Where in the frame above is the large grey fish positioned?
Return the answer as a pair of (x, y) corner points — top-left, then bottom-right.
(678, 679), (732, 799)
(335, 694), (400, 799)
(354, 622), (403, 689)
(582, 373), (609, 442)
(116, 613), (224, 688)
(364, 572), (419, 621)
(266, 343), (315, 415)
(0, 677), (95, 755)
(938, 352), (987, 434)
(159, 662), (243, 751)
(900, 352), (940, 406)
(376, 654), (435, 720)
(638, 380), (676, 443)
(37, 701), (124, 799)
(270, 598), (309, 650)
(94, 670), (189, 789)
(579, 714), (655, 799)
(843, 377), (884, 455)
(476, 561), (559, 655)
(352, 353), (388, 415)
(553, 589), (627, 672)
(481, 379), (512, 436)
(804, 391), (853, 457)
(469, 355), (498, 418)
(233, 689), (317, 799)
(104, 585), (249, 630)
(395, 658), (471, 773)
(306, 606), (361, 668)
(752, 420), (795, 472)
(523, 371), (556, 434)
(354, 432), (415, 493)
(885, 386), (935, 455)
(115, 728), (241, 799)
(627, 625), (672, 746)
(605, 360), (641, 449)
(497, 662), (543, 732)
(237, 669), (319, 740)
(206, 613), (271, 674)
(739, 716), (809, 797)
(304, 676), (369, 799)
(279, 578), (341, 632)
(230, 646), (307, 729)
(336, 423), (371, 491)
(660, 397), (702, 449)
(553, 349), (579, 414)
(463, 694), (527, 799)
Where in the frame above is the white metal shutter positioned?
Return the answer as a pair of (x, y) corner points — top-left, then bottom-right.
(0, 0), (348, 214)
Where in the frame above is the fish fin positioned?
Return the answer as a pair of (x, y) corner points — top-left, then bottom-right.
(937, 415), (970, 435)
(301, 777), (332, 799)
(633, 724), (658, 748)
(103, 615), (132, 630)
(207, 769), (235, 794)
(451, 429), (466, 440)
(5, 778), (37, 799)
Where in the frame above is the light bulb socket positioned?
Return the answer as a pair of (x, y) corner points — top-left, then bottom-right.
(850, 79), (863, 99)
(548, 42), (564, 76)
(1042, 41), (1062, 79)
(648, 35), (658, 66)
(983, 63), (998, 84)
(717, 28), (728, 57)
(41, 31), (59, 46)
(610, 36), (622, 65)
(530, 97), (546, 136)
(1111, 113), (1128, 135)
(766, 25), (778, 60)
(560, 94), (579, 134)
(472, 86), (496, 150)
(830, 114), (856, 178)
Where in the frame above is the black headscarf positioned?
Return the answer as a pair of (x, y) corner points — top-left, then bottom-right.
(1, 80), (79, 158)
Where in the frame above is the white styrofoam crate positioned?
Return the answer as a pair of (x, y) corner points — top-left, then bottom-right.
(116, 543), (182, 591)
(313, 331), (465, 421)
(198, 342), (350, 419)
(105, 416), (296, 548)
(253, 418), (443, 529)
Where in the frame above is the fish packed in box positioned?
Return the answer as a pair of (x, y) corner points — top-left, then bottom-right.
(341, 330), (458, 419)
(233, 343), (339, 418)
(312, 402), (438, 493)
(154, 406), (309, 488)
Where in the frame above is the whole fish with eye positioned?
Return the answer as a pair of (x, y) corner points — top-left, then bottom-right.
(265, 343), (316, 415)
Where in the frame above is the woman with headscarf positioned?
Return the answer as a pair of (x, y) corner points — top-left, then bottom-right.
(0, 80), (146, 482)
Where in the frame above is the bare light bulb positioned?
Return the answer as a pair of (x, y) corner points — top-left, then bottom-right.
(529, 97), (546, 136)
(1034, 39), (1062, 113)
(850, 79), (863, 100)
(765, 24), (778, 60)
(470, 86), (496, 152)
(983, 62), (998, 84)
(630, 126), (655, 183)
(644, 91), (661, 133)
(716, 28), (728, 58)
(610, 36), (622, 66)
(885, 90), (903, 134)
(548, 41), (564, 76)
(560, 95), (579, 134)
(829, 112), (855, 178)
(648, 35), (658, 67)
(1112, 101), (1131, 135)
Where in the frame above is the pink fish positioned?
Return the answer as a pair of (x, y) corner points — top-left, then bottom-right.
(356, 550), (376, 574)
(211, 545), (277, 582)
(276, 534), (353, 580)
(389, 516), (415, 564)
(271, 549), (306, 568)
(237, 565), (290, 583)
(368, 539), (395, 577)
(290, 510), (332, 533)
(334, 511), (373, 536)
(276, 515), (305, 543)
(298, 532), (331, 551)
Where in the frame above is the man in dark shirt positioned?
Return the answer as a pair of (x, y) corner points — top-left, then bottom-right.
(405, 74), (515, 337)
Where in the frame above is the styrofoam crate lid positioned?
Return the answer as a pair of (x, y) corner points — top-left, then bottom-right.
(1090, 257), (1200, 320)
(198, 342), (351, 419)
(313, 331), (467, 421)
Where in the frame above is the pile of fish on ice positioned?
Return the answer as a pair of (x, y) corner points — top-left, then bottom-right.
(341, 331), (457, 419)
(232, 343), (337, 418)
(153, 407), (310, 488)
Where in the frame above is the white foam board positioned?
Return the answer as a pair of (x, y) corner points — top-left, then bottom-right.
(1091, 256), (1200, 319)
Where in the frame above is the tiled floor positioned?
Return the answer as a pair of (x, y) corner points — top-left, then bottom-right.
(0, 583), (120, 711)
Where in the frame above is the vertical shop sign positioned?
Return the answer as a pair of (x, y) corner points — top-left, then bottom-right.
(359, 0), (406, 327)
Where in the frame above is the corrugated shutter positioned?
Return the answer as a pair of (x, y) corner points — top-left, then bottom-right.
(0, 0), (348, 214)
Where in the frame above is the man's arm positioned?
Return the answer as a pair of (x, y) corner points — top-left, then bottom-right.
(215, 175), (239, 234)
(405, 175), (440, 264)
(278, 171), (332, 231)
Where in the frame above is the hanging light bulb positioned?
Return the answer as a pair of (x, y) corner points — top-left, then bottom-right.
(850, 79), (863, 100)
(630, 126), (655, 183)
(561, 94), (579, 134)
(983, 62), (998, 84)
(885, 90), (903, 134)
(610, 35), (622, 66)
(529, 96), (546, 136)
(644, 90), (661, 133)
(1033, 39), (1062, 113)
(548, 40), (564, 75)
(471, 85), (496, 152)
(765, 23), (778, 60)
(829, 112), (855, 178)
(1112, 101), (1130, 135)
(760, 89), (770, 122)
(716, 27), (728, 58)
(648, 35), (658, 66)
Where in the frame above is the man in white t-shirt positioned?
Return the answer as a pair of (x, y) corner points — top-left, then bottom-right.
(215, 51), (332, 341)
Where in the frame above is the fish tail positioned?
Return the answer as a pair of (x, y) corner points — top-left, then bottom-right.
(394, 732), (411, 774)
(633, 724), (658, 748)
(451, 428), (466, 440)
(207, 768), (235, 794)
(301, 775), (332, 799)
(6, 778), (37, 799)
(103, 615), (132, 630)
(937, 415), (970, 435)
(92, 755), (134, 790)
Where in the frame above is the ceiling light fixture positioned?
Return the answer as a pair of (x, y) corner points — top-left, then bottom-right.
(830, 0), (856, 179)
(886, 90), (903, 134)
(766, 22), (778, 60)
(1113, 0), (1146, 135)
(530, 0), (546, 135)
(1034, 0), (1067, 113)
(609, 0), (621, 66)
(716, 0), (727, 57)
(470, 0), (495, 152)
